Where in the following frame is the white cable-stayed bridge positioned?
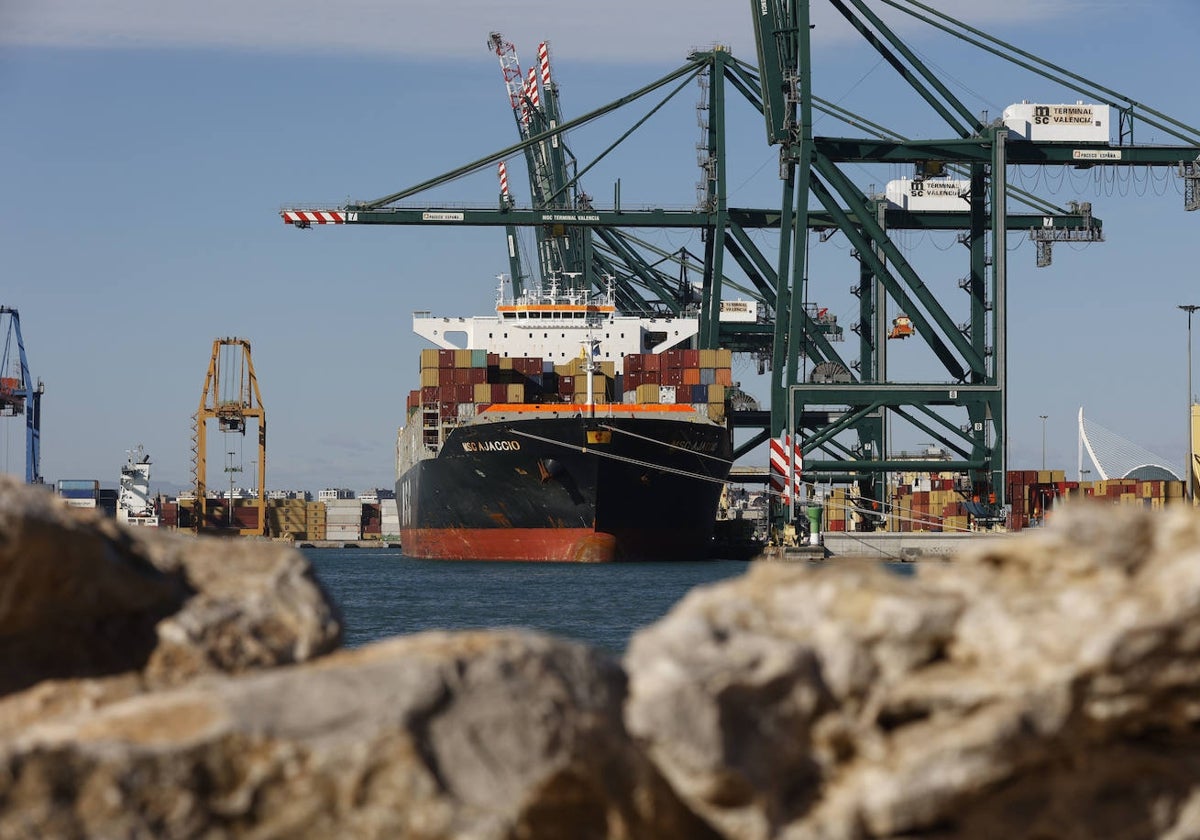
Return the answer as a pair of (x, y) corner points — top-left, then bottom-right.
(1078, 407), (1182, 482)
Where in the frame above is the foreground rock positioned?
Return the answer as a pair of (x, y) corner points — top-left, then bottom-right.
(1, 631), (714, 840)
(625, 503), (1200, 839)
(6, 471), (1200, 839)
(0, 475), (341, 716)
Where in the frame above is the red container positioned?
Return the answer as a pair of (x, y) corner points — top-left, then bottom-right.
(683, 349), (701, 368)
(663, 368), (685, 387)
(422, 386), (439, 405)
(643, 353), (661, 372)
(233, 507), (260, 529)
(438, 349), (455, 368)
(664, 349), (685, 369)
(624, 354), (644, 374)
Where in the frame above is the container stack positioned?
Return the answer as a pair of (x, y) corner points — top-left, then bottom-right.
(877, 470), (1188, 533)
(324, 498), (361, 542)
(229, 501), (260, 532)
(887, 476), (972, 533)
(1006, 470), (1067, 530)
(407, 348), (734, 440)
(1005, 471), (1181, 530)
(621, 348), (732, 423)
(267, 498), (307, 539)
(306, 501), (326, 541)
(407, 350), (637, 448)
(380, 498), (400, 540)
(361, 502), (382, 540)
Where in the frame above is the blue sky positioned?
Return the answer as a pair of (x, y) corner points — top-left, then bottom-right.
(2, 0), (1198, 495)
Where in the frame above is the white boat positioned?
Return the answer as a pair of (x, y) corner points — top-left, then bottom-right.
(117, 444), (159, 527)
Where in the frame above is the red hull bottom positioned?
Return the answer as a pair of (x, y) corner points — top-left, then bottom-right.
(401, 527), (714, 562)
(402, 528), (618, 562)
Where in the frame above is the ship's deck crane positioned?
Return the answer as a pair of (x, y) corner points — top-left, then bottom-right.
(0, 306), (43, 484)
(191, 337), (266, 536)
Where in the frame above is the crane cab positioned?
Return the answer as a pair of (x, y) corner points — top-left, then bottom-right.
(888, 314), (914, 340)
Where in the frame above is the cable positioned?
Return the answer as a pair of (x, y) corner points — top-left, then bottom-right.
(510, 428), (731, 486)
(599, 424), (734, 464)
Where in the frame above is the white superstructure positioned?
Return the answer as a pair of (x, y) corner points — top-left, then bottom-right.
(414, 276), (722, 363)
(117, 445), (159, 527)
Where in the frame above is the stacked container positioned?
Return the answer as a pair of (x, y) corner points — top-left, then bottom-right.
(361, 502), (382, 540)
(324, 498), (361, 541)
(621, 349), (732, 423)
(409, 349), (621, 453)
(267, 498), (308, 538)
(306, 501), (326, 541)
(380, 498), (400, 540)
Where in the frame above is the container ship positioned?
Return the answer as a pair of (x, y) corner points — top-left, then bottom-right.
(395, 278), (737, 562)
(116, 444), (159, 527)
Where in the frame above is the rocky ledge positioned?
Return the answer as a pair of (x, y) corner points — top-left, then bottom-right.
(2, 473), (1200, 839)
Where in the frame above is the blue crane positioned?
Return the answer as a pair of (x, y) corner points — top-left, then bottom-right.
(0, 306), (43, 484)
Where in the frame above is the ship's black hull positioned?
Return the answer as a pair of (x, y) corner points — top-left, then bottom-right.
(396, 411), (732, 561)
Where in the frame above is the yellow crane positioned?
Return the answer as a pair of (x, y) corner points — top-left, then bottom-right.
(192, 337), (266, 535)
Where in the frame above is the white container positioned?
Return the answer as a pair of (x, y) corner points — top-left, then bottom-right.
(885, 178), (971, 212)
(1003, 101), (1110, 143)
(659, 385), (676, 405)
(325, 524), (361, 540)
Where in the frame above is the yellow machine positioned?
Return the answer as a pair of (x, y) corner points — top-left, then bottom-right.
(888, 314), (914, 340)
(192, 338), (266, 535)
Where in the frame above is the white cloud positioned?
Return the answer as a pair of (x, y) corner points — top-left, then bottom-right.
(2, 0), (1089, 63)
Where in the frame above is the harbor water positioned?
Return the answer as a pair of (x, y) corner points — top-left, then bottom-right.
(303, 548), (753, 653)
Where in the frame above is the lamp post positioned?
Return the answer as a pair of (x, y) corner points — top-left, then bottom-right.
(1181, 304), (1199, 503)
(1039, 414), (1048, 471)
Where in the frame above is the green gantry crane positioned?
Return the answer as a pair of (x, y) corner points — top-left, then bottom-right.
(282, 0), (1200, 531)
